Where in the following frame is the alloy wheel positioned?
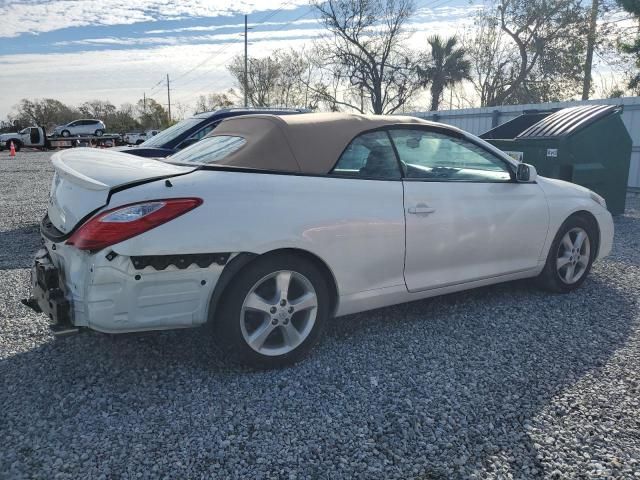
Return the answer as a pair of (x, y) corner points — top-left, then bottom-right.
(556, 227), (591, 284)
(240, 270), (318, 356)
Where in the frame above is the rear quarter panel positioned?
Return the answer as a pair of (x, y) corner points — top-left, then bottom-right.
(107, 170), (407, 296)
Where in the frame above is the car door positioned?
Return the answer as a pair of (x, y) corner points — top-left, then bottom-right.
(326, 130), (407, 293)
(83, 121), (95, 135)
(388, 127), (549, 292)
(28, 127), (41, 146)
(66, 121), (79, 134)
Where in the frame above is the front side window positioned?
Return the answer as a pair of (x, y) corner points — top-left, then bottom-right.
(389, 129), (512, 182)
(168, 135), (246, 165)
(331, 131), (400, 180)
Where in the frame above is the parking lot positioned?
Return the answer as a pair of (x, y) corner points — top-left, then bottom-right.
(1, 151), (639, 479)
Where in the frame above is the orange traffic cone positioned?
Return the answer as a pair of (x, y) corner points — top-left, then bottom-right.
(9, 141), (16, 157)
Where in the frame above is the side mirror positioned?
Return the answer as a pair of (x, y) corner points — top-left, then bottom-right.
(516, 163), (537, 182)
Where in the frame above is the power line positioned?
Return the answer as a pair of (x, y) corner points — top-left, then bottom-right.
(173, 6), (315, 105)
(170, 0), (299, 86)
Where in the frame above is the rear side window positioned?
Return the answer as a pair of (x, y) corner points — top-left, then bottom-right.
(168, 135), (246, 164)
(331, 131), (400, 180)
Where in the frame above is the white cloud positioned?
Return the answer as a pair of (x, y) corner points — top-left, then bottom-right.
(145, 17), (320, 35)
(0, 0), (309, 37)
(0, 3), (482, 118)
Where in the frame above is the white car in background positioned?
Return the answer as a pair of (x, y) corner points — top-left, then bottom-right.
(26, 113), (614, 368)
(53, 119), (106, 137)
(124, 130), (160, 145)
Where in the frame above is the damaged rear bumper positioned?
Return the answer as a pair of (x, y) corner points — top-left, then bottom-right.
(24, 229), (232, 334)
(22, 249), (78, 335)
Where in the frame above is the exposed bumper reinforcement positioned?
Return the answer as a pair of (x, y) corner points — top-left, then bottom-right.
(23, 248), (78, 335)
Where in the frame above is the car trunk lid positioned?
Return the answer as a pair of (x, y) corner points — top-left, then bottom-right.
(48, 148), (195, 234)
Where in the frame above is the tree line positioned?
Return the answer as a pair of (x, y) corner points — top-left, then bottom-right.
(1, 98), (171, 134)
(2, 0), (639, 132)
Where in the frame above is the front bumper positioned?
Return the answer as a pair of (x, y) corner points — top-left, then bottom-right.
(595, 210), (614, 260)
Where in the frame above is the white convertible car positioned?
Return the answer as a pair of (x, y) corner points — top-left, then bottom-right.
(26, 113), (613, 367)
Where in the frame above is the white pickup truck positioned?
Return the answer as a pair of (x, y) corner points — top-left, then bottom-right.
(0, 126), (120, 151)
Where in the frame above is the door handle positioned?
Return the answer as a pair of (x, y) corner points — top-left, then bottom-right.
(408, 205), (436, 215)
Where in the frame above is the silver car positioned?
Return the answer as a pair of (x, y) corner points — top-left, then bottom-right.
(53, 119), (106, 137)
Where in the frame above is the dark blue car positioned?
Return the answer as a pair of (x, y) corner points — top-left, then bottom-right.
(120, 107), (308, 158)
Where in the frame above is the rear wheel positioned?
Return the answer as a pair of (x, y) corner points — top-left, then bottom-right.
(215, 253), (330, 368)
(61, 130), (70, 137)
(95, 129), (104, 137)
(537, 215), (596, 293)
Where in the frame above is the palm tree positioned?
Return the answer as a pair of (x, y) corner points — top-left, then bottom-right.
(418, 35), (471, 111)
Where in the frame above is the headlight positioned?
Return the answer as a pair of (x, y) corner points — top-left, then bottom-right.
(590, 191), (606, 209)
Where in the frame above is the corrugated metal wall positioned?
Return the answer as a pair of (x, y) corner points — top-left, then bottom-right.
(411, 97), (640, 189)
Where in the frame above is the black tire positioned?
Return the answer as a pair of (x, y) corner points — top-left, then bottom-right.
(95, 129), (104, 137)
(215, 253), (330, 368)
(536, 215), (597, 293)
(61, 130), (70, 137)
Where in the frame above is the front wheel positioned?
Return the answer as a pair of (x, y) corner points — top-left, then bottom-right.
(537, 215), (597, 293)
(215, 254), (330, 368)
(61, 130), (70, 137)
(95, 129), (104, 137)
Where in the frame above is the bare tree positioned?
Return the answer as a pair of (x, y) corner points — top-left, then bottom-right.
(312, 0), (420, 114)
(228, 49), (324, 109)
(228, 55), (281, 107)
(493, 0), (588, 105)
(194, 91), (236, 113)
(78, 100), (117, 119)
(617, 0), (640, 91)
(463, 1), (589, 106)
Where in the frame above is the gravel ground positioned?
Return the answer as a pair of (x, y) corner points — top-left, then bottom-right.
(1, 151), (639, 479)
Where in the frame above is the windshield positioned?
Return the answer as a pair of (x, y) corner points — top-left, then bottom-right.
(140, 117), (202, 147)
(168, 135), (246, 164)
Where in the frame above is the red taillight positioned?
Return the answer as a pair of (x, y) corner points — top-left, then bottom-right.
(66, 198), (202, 251)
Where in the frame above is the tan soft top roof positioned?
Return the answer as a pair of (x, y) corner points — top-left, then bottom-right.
(208, 112), (440, 174)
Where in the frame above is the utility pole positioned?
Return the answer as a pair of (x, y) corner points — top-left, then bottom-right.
(582, 0), (599, 100)
(166, 73), (172, 123)
(244, 14), (249, 108)
(143, 92), (146, 114)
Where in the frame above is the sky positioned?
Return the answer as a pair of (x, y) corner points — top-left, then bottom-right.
(0, 0), (478, 120)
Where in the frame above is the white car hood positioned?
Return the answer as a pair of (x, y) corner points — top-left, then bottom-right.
(48, 148), (196, 233)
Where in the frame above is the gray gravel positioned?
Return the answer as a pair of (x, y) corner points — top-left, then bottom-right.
(1, 151), (639, 479)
